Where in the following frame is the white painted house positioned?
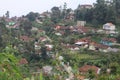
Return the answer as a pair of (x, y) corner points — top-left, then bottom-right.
(103, 23), (117, 34)
(103, 23), (115, 31)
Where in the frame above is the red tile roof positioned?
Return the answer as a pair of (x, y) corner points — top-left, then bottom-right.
(75, 37), (91, 43)
(74, 26), (95, 33)
(38, 29), (45, 33)
(79, 65), (99, 74)
(39, 37), (47, 42)
(55, 26), (69, 30)
(20, 36), (33, 42)
(90, 42), (109, 49)
(55, 26), (61, 30)
(45, 44), (53, 51)
(19, 58), (28, 65)
(102, 38), (117, 43)
(75, 75), (85, 80)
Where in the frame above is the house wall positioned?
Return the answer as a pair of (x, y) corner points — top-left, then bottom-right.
(77, 21), (86, 27)
(89, 45), (95, 50)
(100, 40), (113, 46)
(99, 49), (108, 52)
(103, 24), (115, 31)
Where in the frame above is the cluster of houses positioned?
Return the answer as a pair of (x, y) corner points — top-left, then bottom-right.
(54, 22), (119, 53)
(2, 15), (119, 63)
(0, 10), (120, 80)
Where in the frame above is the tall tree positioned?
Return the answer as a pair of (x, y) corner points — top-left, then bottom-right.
(93, 0), (108, 24)
(62, 2), (67, 19)
(113, 0), (120, 25)
(51, 6), (61, 24)
(20, 20), (32, 35)
(75, 4), (93, 21)
(114, 0), (120, 16)
(0, 21), (9, 49)
(26, 12), (39, 21)
(105, 4), (116, 23)
(75, 5), (83, 21)
(41, 46), (47, 60)
(5, 11), (10, 18)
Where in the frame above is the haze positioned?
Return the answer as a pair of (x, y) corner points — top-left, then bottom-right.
(0, 0), (96, 17)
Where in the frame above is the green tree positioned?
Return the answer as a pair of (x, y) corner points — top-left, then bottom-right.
(74, 5), (86, 21)
(87, 69), (96, 80)
(5, 11), (10, 18)
(51, 6), (61, 24)
(41, 45), (47, 60)
(26, 12), (39, 21)
(116, 34), (120, 43)
(93, 0), (108, 24)
(20, 19), (32, 35)
(0, 45), (23, 80)
(113, 0), (120, 25)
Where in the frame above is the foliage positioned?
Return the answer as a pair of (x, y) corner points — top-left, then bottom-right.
(26, 12), (39, 21)
(74, 0), (120, 26)
(116, 34), (120, 43)
(51, 7), (61, 24)
(0, 45), (23, 80)
(20, 19), (32, 35)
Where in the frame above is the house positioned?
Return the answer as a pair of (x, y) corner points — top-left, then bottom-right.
(39, 37), (47, 42)
(40, 11), (51, 18)
(100, 38), (117, 46)
(107, 47), (120, 52)
(34, 42), (41, 54)
(55, 32), (62, 36)
(75, 42), (88, 49)
(97, 29), (105, 34)
(77, 21), (86, 27)
(77, 26), (89, 34)
(79, 65), (100, 75)
(42, 66), (53, 75)
(55, 26), (61, 30)
(75, 37), (91, 43)
(66, 10), (75, 20)
(31, 27), (38, 31)
(55, 30), (65, 36)
(68, 45), (79, 51)
(38, 29), (45, 34)
(103, 23), (117, 34)
(78, 4), (93, 10)
(54, 26), (69, 31)
(45, 44), (53, 51)
(89, 42), (109, 52)
(75, 75), (85, 80)
(72, 26), (96, 34)
(6, 21), (20, 29)
(20, 36), (34, 42)
(34, 42), (41, 50)
(103, 23), (115, 31)
(38, 11), (51, 22)
(35, 30), (46, 39)
(75, 37), (91, 48)
(63, 44), (80, 51)
(58, 56), (64, 61)
(75, 42), (87, 46)
(19, 58), (28, 65)
(75, 37), (110, 52)
(8, 22), (16, 26)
